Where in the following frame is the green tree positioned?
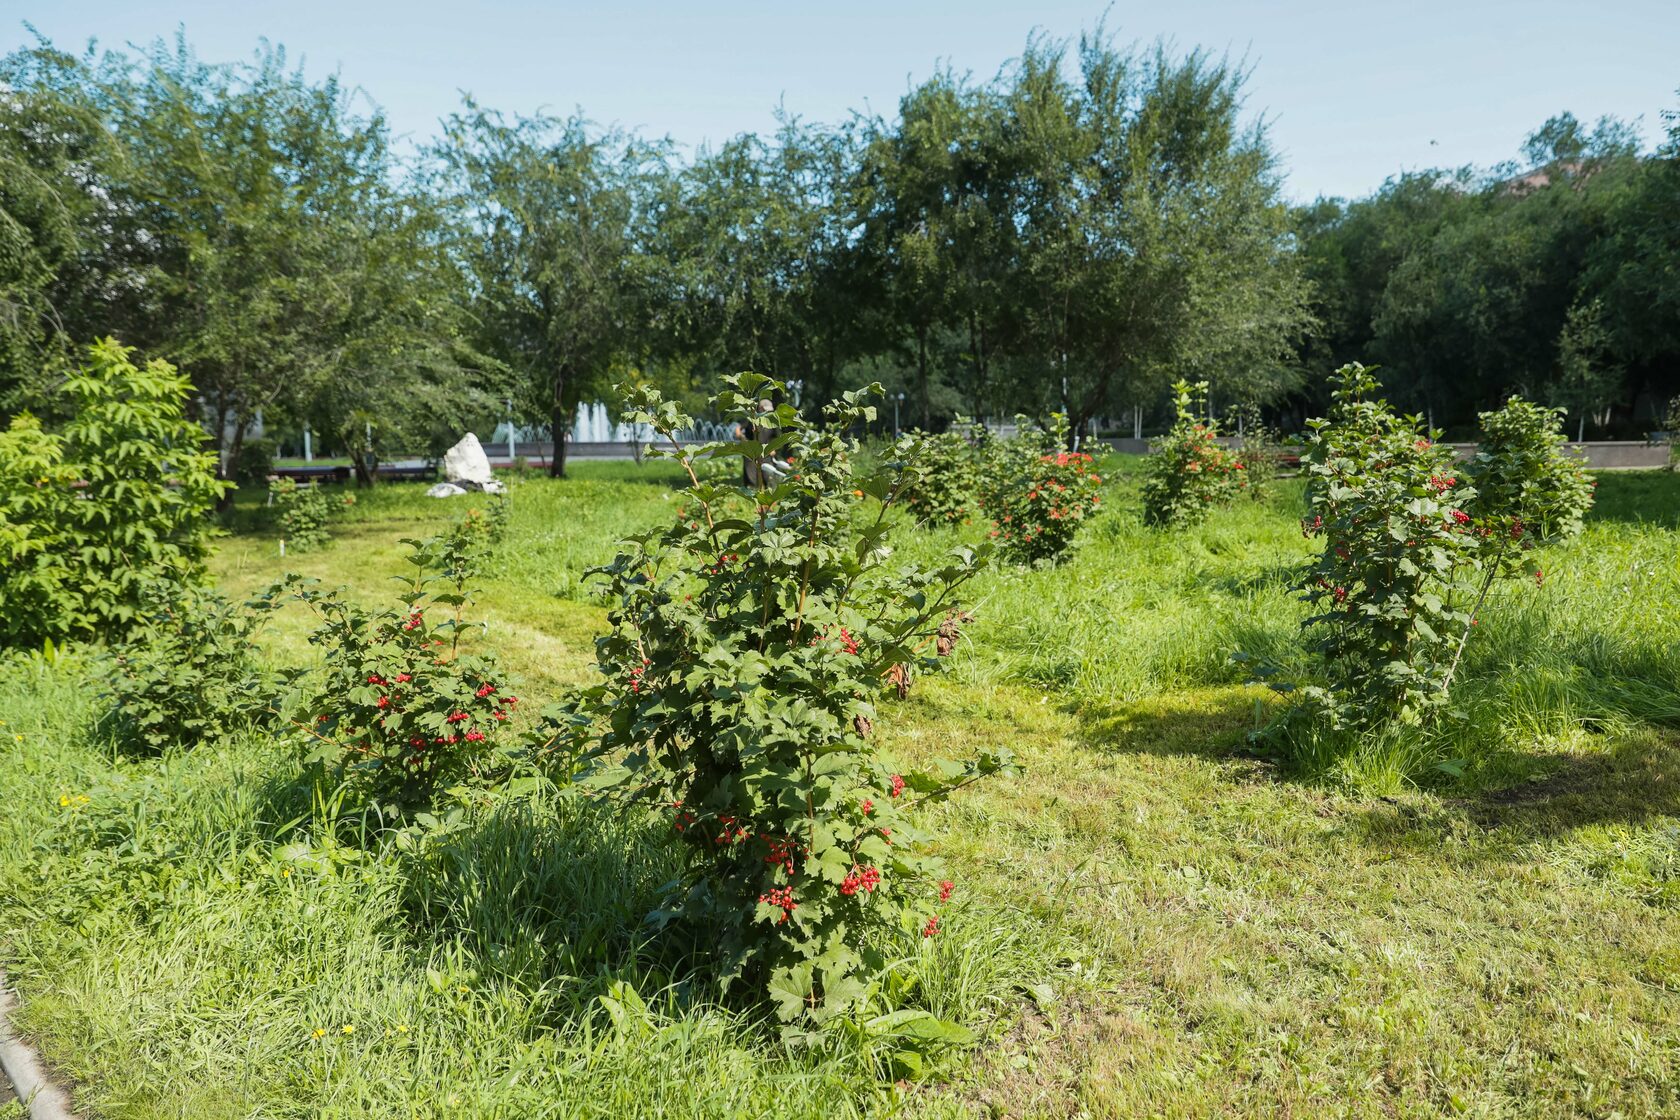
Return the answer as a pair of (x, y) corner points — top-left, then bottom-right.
(0, 35), (478, 481)
(993, 34), (1310, 441)
(1577, 93), (1680, 422)
(856, 72), (988, 429)
(436, 104), (661, 478)
(0, 38), (111, 412)
(654, 118), (862, 409)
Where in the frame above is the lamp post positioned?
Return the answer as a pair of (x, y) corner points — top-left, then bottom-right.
(894, 391), (905, 438)
(505, 397), (515, 462)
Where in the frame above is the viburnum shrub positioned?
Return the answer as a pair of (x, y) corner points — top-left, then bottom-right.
(289, 525), (517, 815)
(1425, 396), (1597, 689)
(1288, 364), (1483, 728)
(98, 582), (281, 753)
(452, 488), (513, 580)
(1265, 368), (1597, 741)
(484, 488), (512, 545)
(0, 339), (226, 647)
(1140, 381), (1241, 527)
(979, 415), (1104, 565)
(1226, 402), (1282, 501)
(556, 373), (1010, 1029)
(0, 413), (82, 647)
(900, 421), (983, 526)
(1464, 397), (1594, 560)
(272, 477), (351, 553)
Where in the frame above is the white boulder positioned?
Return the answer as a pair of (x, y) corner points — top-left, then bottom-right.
(426, 482), (469, 498)
(441, 433), (505, 493)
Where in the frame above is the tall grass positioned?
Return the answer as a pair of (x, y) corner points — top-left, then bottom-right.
(3, 464), (1678, 1117)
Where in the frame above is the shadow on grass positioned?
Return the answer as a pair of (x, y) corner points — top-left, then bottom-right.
(1080, 686), (1275, 762)
(558, 461), (691, 487)
(396, 793), (691, 1004)
(1342, 732), (1680, 862)
(1208, 561), (1306, 599)
(1583, 471), (1680, 528)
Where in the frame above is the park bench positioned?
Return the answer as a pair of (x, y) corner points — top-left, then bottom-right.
(268, 465), (351, 484)
(267, 464), (439, 484)
(376, 464), (439, 483)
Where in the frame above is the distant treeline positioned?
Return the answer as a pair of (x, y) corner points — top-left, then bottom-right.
(1, 29), (1675, 477)
(1294, 113), (1679, 439)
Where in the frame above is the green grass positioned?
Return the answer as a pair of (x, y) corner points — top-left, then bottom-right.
(3, 461), (1679, 1117)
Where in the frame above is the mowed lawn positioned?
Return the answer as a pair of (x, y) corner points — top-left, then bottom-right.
(2, 461), (1678, 1119)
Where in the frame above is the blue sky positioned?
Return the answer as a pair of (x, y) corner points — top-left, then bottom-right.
(9, 0), (1678, 201)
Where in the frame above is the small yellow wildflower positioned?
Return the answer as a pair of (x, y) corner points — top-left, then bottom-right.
(395, 1024), (409, 1033)
(340, 1024), (354, 1035)
(311, 1028), (327, 1040)
(282, 869), (291, 878)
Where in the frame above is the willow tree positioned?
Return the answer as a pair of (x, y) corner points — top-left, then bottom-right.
(91, 38), (473, 473)
(435, 104), (662, 477)
(0, 38), (113, 413)
(651, 117), (862, 407)
(855, 71), (1008, 428)
(994, 32), (1310, 439)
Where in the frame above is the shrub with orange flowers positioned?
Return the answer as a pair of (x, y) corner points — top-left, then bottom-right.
(980, 415), (1105, 565)
(1140, 380), (1242, 527)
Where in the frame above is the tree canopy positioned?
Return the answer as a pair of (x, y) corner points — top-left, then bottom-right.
(2, 29), (1676, 464)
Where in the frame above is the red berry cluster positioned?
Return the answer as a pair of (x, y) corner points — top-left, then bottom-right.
(762, 835), (806, 874)
(840, 865), (881, 896)
(758, 885), (798, 924)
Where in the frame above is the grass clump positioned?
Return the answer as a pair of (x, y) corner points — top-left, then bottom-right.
(1, 457), (1678, 1117)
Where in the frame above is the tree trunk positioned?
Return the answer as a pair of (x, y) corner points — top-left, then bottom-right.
(967, 316), (989, 421)
(215, 413), (244, 512)
(549, 369), (571, 479)
(1069, 372), (1112, 450)
(916, 326), (931, 430)
(351, 449), (378, 488)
